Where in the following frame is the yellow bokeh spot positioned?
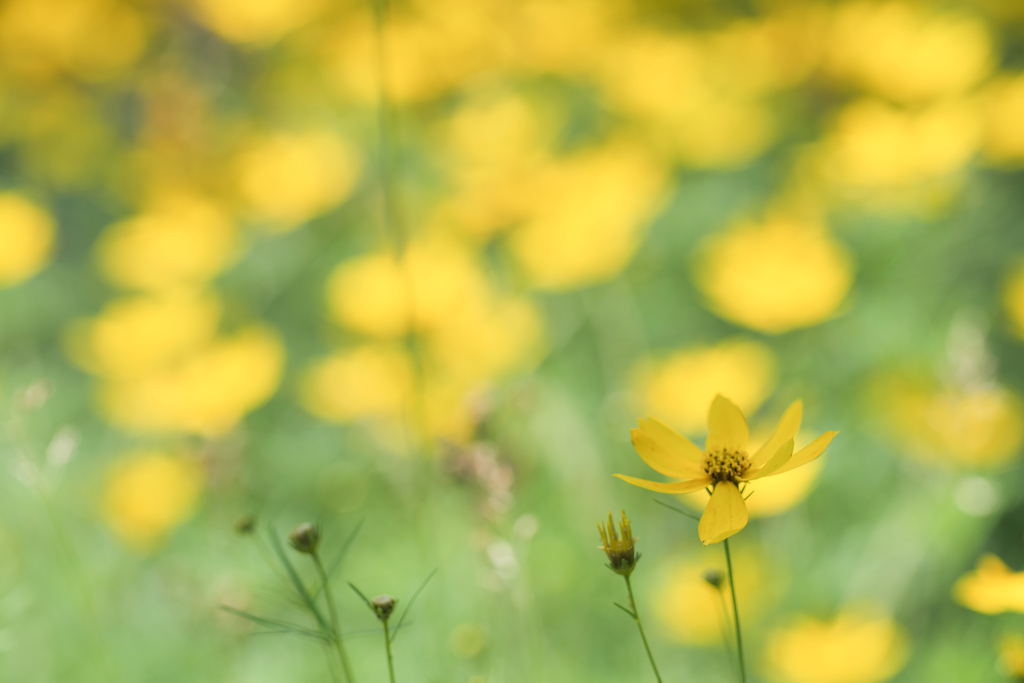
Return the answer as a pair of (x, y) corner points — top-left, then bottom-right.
(98, 326), (285, 436)
(235, 130), (360, 230)
(693, 217), (854, 333)
(826, 3), (993, 104)
(1002, 634), (1024, 678)
(189, 0), (326, 45)
(0, 0), (147, 81)
(654, 550), (773, 646)
(0, 192), (55, 287)
(633, 338), (777, 435)
(765, 607), (909, 683)
(64, 292), (222, 380)
(871, 374), (1024, 468)
(508, 140), (667, 290)
(301, 345), (414, 423)
(103, 451), (202, 547)
(822, 99), (981, 190)
(326, 241), (490, 338)
(953, 555), (1024, 615)
(984, 75), (1024, 166)
(95, 193), (238, 291)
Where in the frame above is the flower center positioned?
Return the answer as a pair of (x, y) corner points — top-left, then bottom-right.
(702, 448), (750, 482)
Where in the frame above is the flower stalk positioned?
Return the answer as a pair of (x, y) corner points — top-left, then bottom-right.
(724, 538), (746, 683)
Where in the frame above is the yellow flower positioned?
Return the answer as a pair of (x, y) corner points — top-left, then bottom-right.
(1001, 634), (1024, 678)
(693, 216), (854, 333)
(765, 608), (909, 683)
(982, 74), (1024, 166)
(300, 345), (415, 423)
(103, 451), (202, 547)
(953, 555), (1024, 614)
(1004, 261), (1024, 338)
(189, 0), (326, 45)
(234, 130), (360, 230)
(94, 193), (238, 291)
(616, 395), (838, 545)
(0, 192), (55, 287)
(676, 456), (825, 520)
(633, 338), (777, 434)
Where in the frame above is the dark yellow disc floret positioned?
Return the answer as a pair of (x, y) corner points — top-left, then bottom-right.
(702, 448), (750, 483)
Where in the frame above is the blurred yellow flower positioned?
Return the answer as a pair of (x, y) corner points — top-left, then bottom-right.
(95, 193), (238, 291)
(871, 374), (1024, 468)
(821, 99), (981, 191)
(826, 3), (993, 104)
(0, 0), (147, 81)
(633, 338), (777, 434)
(98, 326), (285, 435)
(234, 130), (360, 230)
(189, 0), (325, 45)
(103, 451), (202, 547)
(765, 608), (909, 683)
(693, 216), (854, 333)
(64, 292), (222, 380)
(301, 345), (415, 423)
(654, 550), (774, 646)
(507, 140), (667, 290)
(1001, 634), (1024, 678)
(983, 74), (1024, 165)
(0, 192), (55, 287)
(953, 555), (1024, 614)
(325, 241), (489, 338)
(616, 396), (838, 544)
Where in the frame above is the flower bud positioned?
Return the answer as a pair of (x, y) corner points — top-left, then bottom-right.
(289, 522), (320, 554)
(702, 568), (724, 589)
(372, 594), (396, 621)
(234, 515), (256, 535)
(597, 510), (639, 577)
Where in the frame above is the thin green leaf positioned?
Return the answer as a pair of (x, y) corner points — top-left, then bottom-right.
(266, 525), (333, 637)
(312, 519), (365, 600)
(613, 602), (637, 619)
(220, 605), (327, 642)
(347, 582), (374, 612)
(652, 497), (700, 521)
(391, 568), (436, 643)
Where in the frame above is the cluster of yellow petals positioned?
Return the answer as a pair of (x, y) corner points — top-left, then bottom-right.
(764, 608), (909, 683)
(953, 555), (1024, 614)
(617, 395), (838, 544)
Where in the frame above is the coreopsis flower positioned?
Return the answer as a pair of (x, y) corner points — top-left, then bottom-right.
(616, 395), (838, 545)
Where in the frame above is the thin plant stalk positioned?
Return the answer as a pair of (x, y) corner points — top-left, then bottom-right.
(716, 588), (738, 677)
(314, 553), (355, 683)
(383, 617), (396, 683)
(723, 538), (746, 683)
(624, 575), (663, 683)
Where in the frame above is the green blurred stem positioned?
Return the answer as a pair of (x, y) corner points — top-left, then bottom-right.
(383, 617), (396, 683)
(624, 575), (663, 683)
(313, 553), (355, 683)
(724, 539), (746, 683)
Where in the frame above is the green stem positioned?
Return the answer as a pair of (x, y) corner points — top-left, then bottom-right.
(383, 618), (396, 683)
(624, 575), (663, 683)
(723, 538), (746, 683)
(314, 554), (355, 683)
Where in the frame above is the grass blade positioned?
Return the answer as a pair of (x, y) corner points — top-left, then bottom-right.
(348, 582), (374, 612)
(391, 568), (436, 643)
(266, 525), (333, 636)
(313, 519), (365, 600)
(651, 497), (700, 521)
(220, 605), (327, 642)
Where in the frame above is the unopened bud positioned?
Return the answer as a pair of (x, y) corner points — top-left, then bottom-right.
(702, 568), (724, 589)
(289, 522), (320, 554)
(597, 510), (639, 577)
(372, 595), (396, 621)
(234, 515), (256, 535)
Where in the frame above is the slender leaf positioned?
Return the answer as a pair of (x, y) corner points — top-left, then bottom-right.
(220, 605), (327, 642)
(391, 568), (436, 642)
(651, 497), (700, 521)
(613, 602), (637, 619)
(313, 519), (365, 600)
(348, 582), (374, 612)
(266, 525), (333, 636)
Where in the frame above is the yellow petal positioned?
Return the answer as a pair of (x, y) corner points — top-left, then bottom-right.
(743, 439), (794, 481)
(698, 481), (748, 545)
(772, 431), (838, 476)
(706, 395), (749, 453)
(614, 473), (713, 494)
(750, 400), (802, 468)
(631, 417), (706, 478)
